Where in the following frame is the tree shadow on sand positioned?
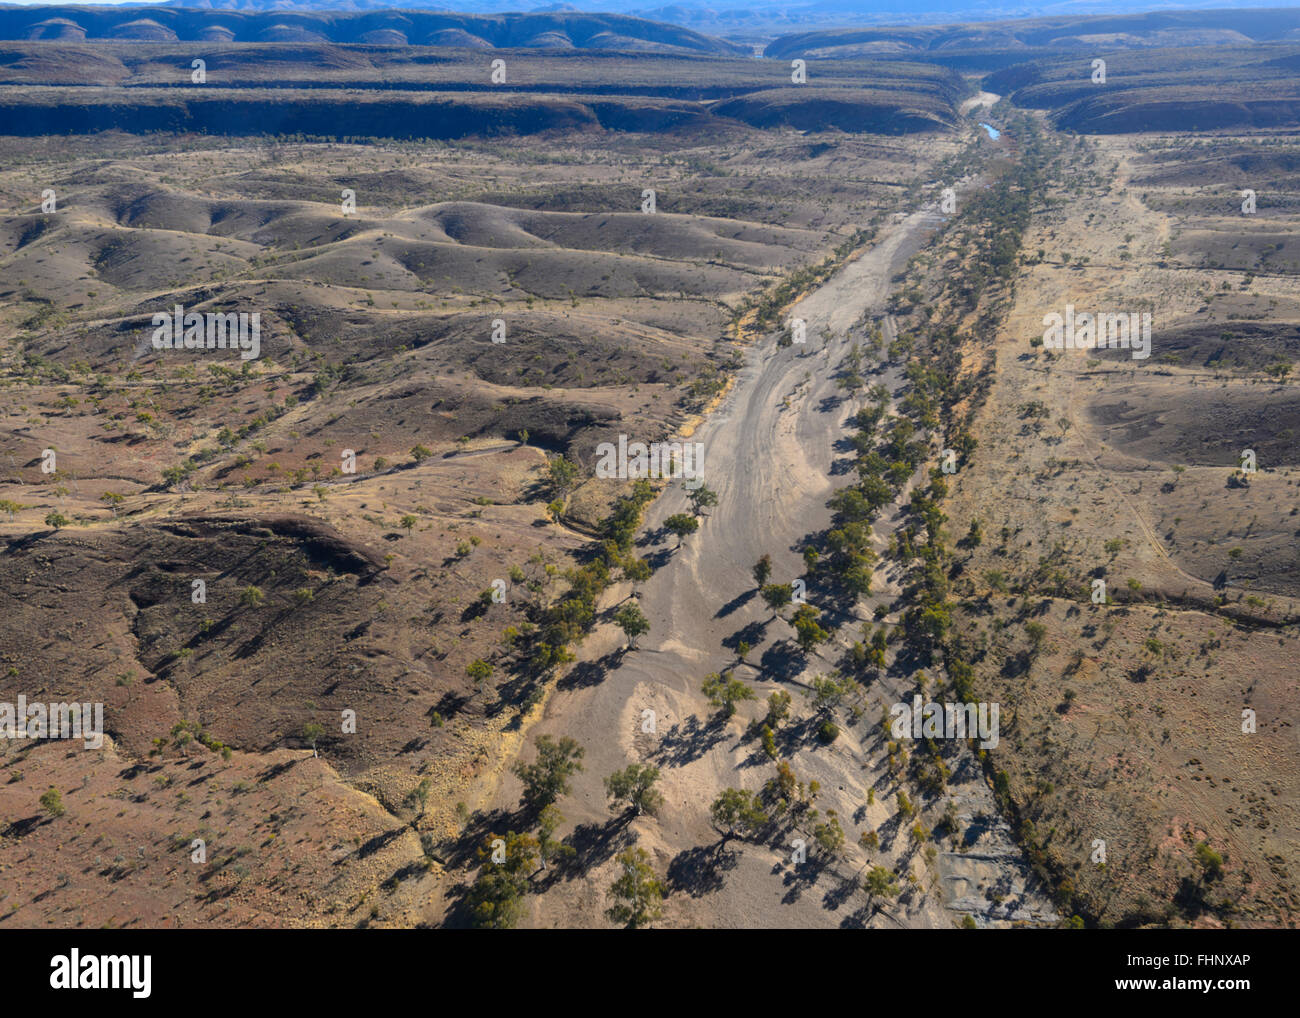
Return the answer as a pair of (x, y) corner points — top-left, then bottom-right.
(839, 899), (902, 928)
(437, 804), (532, 870)
(778, 855), (830, 905)
(714, 587), (757, 620)
(821, 871), (861, 911)
(722, 619), (768, 653)
(543, 814), (635, 886)
(650, 712), (729, 768)
(757, 639), (809, 683)
(557, 648), (624, 691)
(667, 842), (741, 898)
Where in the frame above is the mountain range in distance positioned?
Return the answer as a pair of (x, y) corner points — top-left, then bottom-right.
(124, 1), (1300, 39)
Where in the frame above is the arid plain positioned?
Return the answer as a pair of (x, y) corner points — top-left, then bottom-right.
(0, 6), (1296, 928)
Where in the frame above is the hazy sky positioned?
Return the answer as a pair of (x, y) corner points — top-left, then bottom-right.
(0, 0), (1271, 13)
(0, 0), (1188, 5)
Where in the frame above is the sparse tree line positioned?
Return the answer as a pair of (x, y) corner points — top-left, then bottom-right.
(740, 224), (882, 338)
(707, 760), (905, 917)
(872, 115), (1233, 926)
(641, 142), (1029, 921)
(462, 734), (668, 928)
(712, 115), (1083, 925)
(470, 461), (719, 728)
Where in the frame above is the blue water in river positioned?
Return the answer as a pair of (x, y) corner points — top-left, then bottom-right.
(979, 123), (1000, 140)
